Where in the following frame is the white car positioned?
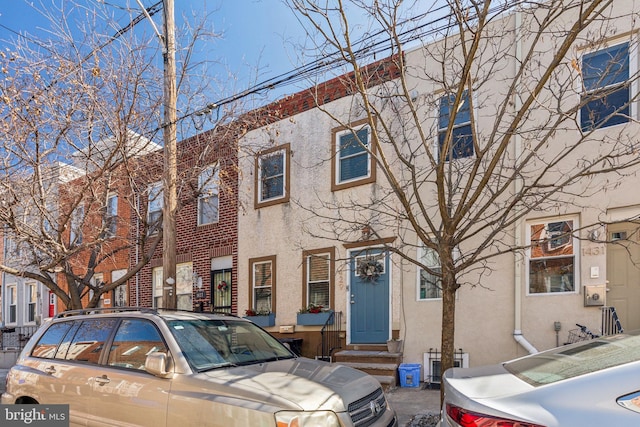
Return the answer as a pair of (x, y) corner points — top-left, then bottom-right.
(440, 331), (640, 426)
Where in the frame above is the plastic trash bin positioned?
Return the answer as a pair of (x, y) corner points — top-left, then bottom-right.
(399, 363), (421, 388)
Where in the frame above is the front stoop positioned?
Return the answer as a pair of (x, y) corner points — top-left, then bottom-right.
(333, 348), (403, 390)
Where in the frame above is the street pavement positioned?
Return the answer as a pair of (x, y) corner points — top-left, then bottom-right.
(386, 385), (441, 426)
(1, 367), (440, 426)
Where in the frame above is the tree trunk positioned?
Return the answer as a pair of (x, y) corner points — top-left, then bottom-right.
(439, 268), (457, 404)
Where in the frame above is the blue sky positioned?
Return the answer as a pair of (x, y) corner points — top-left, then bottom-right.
(0, 1), (309, 105)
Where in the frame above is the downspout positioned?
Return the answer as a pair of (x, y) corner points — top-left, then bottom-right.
(513, 9), (538, 354)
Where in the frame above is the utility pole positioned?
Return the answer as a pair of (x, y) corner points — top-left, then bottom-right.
(162, 0), (177, 309)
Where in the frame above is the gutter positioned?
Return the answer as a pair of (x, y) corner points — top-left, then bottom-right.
(513, 9), (538, 355)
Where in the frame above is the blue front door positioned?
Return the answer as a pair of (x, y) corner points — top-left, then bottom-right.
(350, 249), (390, 344)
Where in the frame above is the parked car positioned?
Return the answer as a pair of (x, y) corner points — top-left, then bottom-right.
(439, 330), (640, 426)
(2, 307), (397, 427)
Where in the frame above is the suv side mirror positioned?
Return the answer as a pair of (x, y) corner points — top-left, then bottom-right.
(145, 352), (174, 379)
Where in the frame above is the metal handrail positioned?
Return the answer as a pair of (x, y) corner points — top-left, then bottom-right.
(320, 310), (342, 362)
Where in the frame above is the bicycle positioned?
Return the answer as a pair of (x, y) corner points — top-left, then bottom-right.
(565, 323), (600, 344)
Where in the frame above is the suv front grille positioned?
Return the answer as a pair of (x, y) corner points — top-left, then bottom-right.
(348, 387), (387, 427)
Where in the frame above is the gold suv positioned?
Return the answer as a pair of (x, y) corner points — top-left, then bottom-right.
(2, 308), (397, 427)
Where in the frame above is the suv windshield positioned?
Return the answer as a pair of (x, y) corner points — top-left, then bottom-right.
(505, 331), (640, 386)
(167, 318), (294, 371)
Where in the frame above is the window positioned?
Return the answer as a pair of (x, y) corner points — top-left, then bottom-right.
(152, 267), (163, 308)
(255, 145), (290, 207)
(65, 319), (117, 363)
(528, 219), (576, 294)
(147, 182), (163, 234)
(303, 250), (333, 309)
(104, 194), (118, 237)
(26, 282), (37, 323)
(419, 246), (442, 300)
(70, 204), (84, 246)
(90, 273), (104, 308)
(198, 165), (219, 225)
(581, 42), (630, 131)
(331, 120), (376, 191)
(107, 319), (167, 371)
(176, 262), (194, 310)
(152, 264), (192, 310)
(250, 256), (275, 313)
(112, 269), (127, 307)
(438, 90), (474, 160)
(31, 322), (75, 359)
(7, 284), (17, 324)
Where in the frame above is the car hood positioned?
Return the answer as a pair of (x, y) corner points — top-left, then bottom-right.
(183, 357), (381, 412)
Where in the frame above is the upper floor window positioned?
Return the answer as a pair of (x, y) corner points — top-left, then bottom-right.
(303, 250), (333, 309)
(528, 219), (577, 294)
(104, 194), (118, 238)
(70, 204), (84, 246)
(418, 245), (442, 300)
(250, 256), (275, 314)
(198, 165), (219, 225)
(331, 120), (376, 191)
(147, 182), (163, 235)
(438, 90), (474, 160)
(255, 144), (290, 208)
(581, 42), (630, 131)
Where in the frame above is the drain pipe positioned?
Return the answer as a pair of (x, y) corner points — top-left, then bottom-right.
(513, 8), (538, 355)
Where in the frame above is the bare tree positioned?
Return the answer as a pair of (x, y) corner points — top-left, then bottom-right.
(0, 1), (235, 310)
(287, 0), (640, 399)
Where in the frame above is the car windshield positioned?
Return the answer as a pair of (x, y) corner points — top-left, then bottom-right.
(505, 331), (640, 386)
(166, 318), (294, 372)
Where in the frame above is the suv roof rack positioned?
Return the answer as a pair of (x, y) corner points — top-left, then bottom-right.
(54, 307), (158, 319)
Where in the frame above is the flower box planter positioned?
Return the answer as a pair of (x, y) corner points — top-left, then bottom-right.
(244, 313), (275, 327)
(297, 311), (334, 326)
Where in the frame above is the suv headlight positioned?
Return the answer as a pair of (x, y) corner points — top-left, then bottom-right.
(275, 410), (340, 427)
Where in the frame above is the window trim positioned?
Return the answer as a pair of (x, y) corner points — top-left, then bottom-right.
(331, 118), (377, 192)
(579, 40), (634, 131)
(526, 216), (580, 296)
(198, 164), (220, 225)
(302, 248), (335, 310)
(254, 144), (290, 208)
(248, 255), (276, 314)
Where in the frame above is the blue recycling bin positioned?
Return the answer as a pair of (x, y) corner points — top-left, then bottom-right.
(399, 363), (421, 388)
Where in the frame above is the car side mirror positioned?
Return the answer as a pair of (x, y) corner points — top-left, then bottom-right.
(145, 352), (174, 379)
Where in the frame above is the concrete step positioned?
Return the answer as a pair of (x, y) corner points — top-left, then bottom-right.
(333, 349), (402, 388)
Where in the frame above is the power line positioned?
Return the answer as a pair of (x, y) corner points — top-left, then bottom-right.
(180, 0), (528, 125)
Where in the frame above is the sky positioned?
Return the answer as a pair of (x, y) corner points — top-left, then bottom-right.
(0, 0), (312, 108)
(0, 0), (438, 137)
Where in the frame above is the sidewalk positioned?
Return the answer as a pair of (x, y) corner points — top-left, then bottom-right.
(385, 385), (441, 427)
